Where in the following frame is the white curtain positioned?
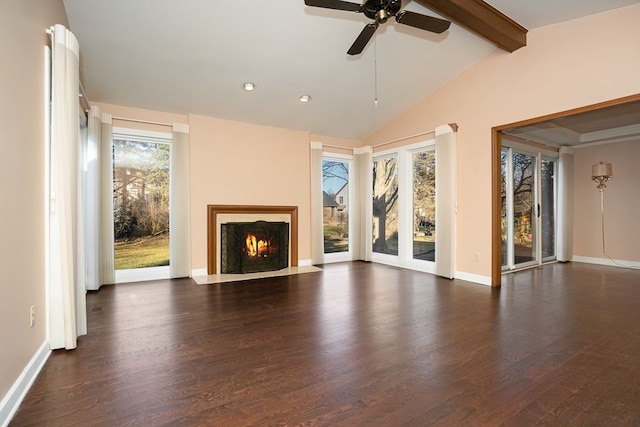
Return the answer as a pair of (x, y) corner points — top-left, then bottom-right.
(170, 124), (191, 278)
(86, 107), (115, 288)
(310, 142), (324, 265)
(435, 124), (457, 279)
(76, 108), (88, 336)
(353, 146), (373, 261)
(98, 112), (115, 284)
(557, 147), (574, 262)
(85, 107), (101, 290)
(48, 24), (86, 349)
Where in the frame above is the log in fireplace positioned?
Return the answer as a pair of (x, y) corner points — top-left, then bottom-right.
(220, 221), (289, 274)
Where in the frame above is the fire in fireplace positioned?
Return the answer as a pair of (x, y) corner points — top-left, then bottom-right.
(220, 221), (289, 274)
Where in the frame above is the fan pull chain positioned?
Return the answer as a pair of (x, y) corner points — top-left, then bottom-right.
(374, 39), (379, 108)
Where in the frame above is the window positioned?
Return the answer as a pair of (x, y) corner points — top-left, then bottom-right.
(412, 149), (436, 262)
(322, 157), (351, 256)
(501, 143), (557, 270)
(372, 156), (399, 256)
(112, 130), (171, 272)
(371, 140), (441, 274)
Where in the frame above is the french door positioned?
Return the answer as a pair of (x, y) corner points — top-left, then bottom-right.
(372, 143), (437, 274)
(501, 146), (557, 270)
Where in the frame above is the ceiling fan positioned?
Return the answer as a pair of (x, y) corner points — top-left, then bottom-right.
(304, 0), (451, 55)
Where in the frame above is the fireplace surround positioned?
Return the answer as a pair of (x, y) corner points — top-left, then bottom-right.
(207, 205), (298, 275)
(220, 221), (289, 274)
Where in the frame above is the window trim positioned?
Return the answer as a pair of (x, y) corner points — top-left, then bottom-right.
(111, 127), (172, 283)
(322, 152), (354, 263)
(372, 139), (437, 274)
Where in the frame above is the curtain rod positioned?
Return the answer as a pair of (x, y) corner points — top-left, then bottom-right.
(320, 123), (458, 151)
(372, 129), (435, 148)
(321, 143), (354, 150)
(371, 123), (457, 149)
(79, 81), (91, 113)
(112, 116), (173, 127)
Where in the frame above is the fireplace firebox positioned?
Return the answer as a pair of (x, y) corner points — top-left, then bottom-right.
(220, 221), (289, 274)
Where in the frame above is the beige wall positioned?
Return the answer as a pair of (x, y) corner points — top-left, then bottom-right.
(5, 0), (637, 416)
(0, 0), (69, 403)
(94, 102), (188, 134)
(310, 133), (361, 156)
(364, 4), (640, 279)
(190, 115), (312, 269)
(93, 105), (325, 270)
(573, 140), (640, 262)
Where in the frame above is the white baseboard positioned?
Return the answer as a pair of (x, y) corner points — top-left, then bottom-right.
(297, 259), (312, 267)
(191, 268), (207, 277)
(0, 340), (51, 427)
(455, 271), (492, 286)
(572, 255), (640, 269)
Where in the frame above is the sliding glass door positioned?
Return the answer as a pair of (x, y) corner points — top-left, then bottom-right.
(502, 145), (557, 270)
(372, 155), (399, 256)
(371, 143), (437, 274)
(540, 158), (556, 261)
(412, 149), (436, 262)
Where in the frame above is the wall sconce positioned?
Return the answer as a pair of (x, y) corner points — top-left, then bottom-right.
(592, 162), (613, 192)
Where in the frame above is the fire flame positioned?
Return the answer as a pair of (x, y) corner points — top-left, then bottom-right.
(245, 234), (269, 257)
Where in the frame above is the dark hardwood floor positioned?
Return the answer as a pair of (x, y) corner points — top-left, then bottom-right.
(10, 261), (640, 426)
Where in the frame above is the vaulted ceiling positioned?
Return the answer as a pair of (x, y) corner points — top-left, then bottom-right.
(63, 0), (640, 140)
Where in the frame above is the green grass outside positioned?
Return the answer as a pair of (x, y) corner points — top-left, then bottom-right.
(323, 228), (435, 257)
(372, 237), (435, 257)
(324, 225), (349, 253)
(115, 234), (170, 270)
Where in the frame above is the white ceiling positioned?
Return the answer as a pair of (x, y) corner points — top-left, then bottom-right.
(63, 0), (640, 140)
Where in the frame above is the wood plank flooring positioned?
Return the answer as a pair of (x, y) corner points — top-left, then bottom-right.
(10, 261), (640, 426)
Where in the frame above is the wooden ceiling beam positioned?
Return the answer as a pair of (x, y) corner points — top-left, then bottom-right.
(414, 0), (527, 52)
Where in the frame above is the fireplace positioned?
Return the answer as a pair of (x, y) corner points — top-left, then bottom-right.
(220, 221), (289, 274)
(207, 205), (298, 275)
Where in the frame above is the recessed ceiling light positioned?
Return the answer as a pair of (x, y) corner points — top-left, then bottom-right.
(242, 82), (256, 92)
(299, 95), (312, 103)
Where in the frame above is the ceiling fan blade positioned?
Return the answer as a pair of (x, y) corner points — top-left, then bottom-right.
(347, 22), (378, 55)
(304, 0), (362, 12)
(395, 11), (450, 34)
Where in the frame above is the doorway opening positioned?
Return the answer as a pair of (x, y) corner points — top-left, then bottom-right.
(492, 94), (640, 286)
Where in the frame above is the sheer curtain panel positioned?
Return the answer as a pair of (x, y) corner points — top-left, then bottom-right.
(85, 107), (101, 290)
(87, 106), (115, 288)
(354, 146), (373, 261)
(435, 124), (457, 279)
(48, 24), (86, 349)
(170, 124), (191, 278)
(310, 142), (324, 265)
(557, 147), (574, 262)
(98, 112), (115, 284)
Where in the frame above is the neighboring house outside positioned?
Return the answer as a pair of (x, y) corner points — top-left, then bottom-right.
(335, 182), (348, 214)
(323, 191), (339, 219)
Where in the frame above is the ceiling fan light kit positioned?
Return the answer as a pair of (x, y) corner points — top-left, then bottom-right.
(304, 0), (451, 55)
